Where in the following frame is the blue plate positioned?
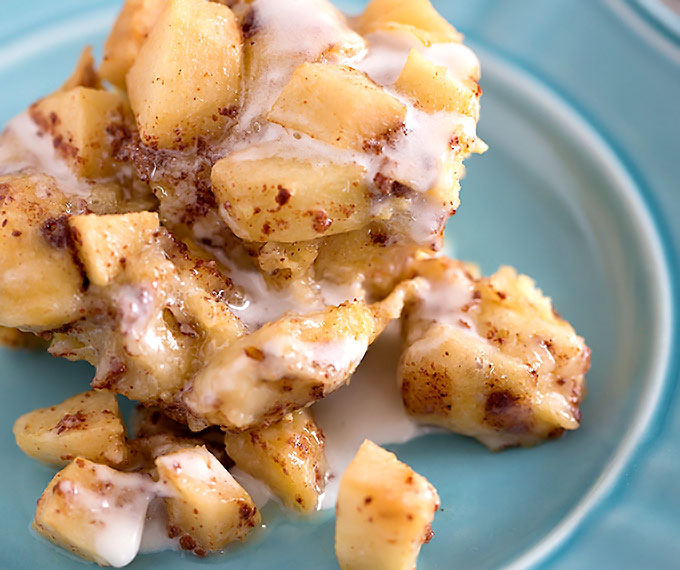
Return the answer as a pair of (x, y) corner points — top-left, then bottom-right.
(1, 1), (679, 568)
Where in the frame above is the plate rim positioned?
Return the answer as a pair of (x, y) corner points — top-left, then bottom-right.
(464, 38), (678, 570)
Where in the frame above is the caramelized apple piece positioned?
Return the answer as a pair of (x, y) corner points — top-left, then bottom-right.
(335, 440), (440, 570)
(34, 458), (155, 567)
(13, 390), (128, 467)
(212, 155), (370, 242)
(155, 446), (260, 553)
(224, 409), (326, 512)
(356, 0), (462, 45)
(396, 49), (479, 119)
(0, 174), (84, 329)
(99, 0), (166, 89)
(30, 87), (130, 178)
(69, 212), (159, 286)
(126, 0), (242, 148)
(268, 62), (406, 151)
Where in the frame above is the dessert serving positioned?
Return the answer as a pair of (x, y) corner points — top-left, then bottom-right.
(0, 0), (591, 567)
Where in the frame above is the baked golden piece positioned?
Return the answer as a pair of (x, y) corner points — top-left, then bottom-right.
(400, 258), (590, 451)
(224, 408), (326, 512)
(34, 458), (157, 567)
(0, 0), (590, 567)
(13, 390), (129, 467)
(155, 446), (261, 554)
(335, 440), (440, 570)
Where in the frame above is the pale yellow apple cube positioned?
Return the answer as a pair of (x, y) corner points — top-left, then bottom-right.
(126, 0), (242, 149)
(34, 458), (155, 567)
(396, 49), (479, 119)
(99, 0), (167, 90)
(224, 409), (326, 512)
(13, 390), (129, 467)
(0, 175), (84, 329)
(212, 155), (370, 242)
(356, 0), (462, 45)
(335, 440), (440, 570)
(155, 446), (260, 553)
(69, 212), (160, 286)
(268, 62), (406, 151)
(30, 87), (130, 178)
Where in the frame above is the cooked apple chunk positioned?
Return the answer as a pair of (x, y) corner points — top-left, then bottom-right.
(127, 432), (206, 476)
(335, 440), (440, 570)
(212, 155), (370, 242)
(400, 258), (590, 450)
(34, 458), (156, 567)
(13, 390), (128, 467)
(0, 174), (84, 329)
(255, 241), (320, 290)
(314, 227), (429, 299)
(69, 212), (160, 286)
(30, 87), (130, 178)
(155, 446), (260, 554)
(126, 0), (242, 149)
(49, 226), (244, 407)
(268, 62), (406, 151)
(224, 409), (326, 512)
(356, 0), (462, 45)
(185, 280), (418, 431)
(396, 49), (479, 119)
(60, 46), (102, 92)
(185, 300), (379, 431)
(99, 0), (167, 90)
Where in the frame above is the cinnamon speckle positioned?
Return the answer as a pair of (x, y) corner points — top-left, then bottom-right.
(311, 210), (331, 233)
(55, 411), (87, 434)
(275, 185), (291, 207)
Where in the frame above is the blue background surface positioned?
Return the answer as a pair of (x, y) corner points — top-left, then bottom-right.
(0, 1), (678, 568)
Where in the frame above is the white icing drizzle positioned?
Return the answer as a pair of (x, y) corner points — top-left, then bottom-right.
(318, 277), (365, 307)
(313, 322), (435, 509)
(155, 446), (220, 480)
(57, 464), (161, 567)
(189, 332), (370, 419)
(415, 272), (478, 332)
(139, 498), (179, 554)
(355, 30), (480, 85)
(211, 0), (483, 245)
(205, 240), (368, 333)
(115, 285), (156, 340)
(0, 112), (91, 197)
(353, 30), (417, 85)
(422, 41), (481, 81)
(263, 334), (369, 378)
(237, 0), (366, 127)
